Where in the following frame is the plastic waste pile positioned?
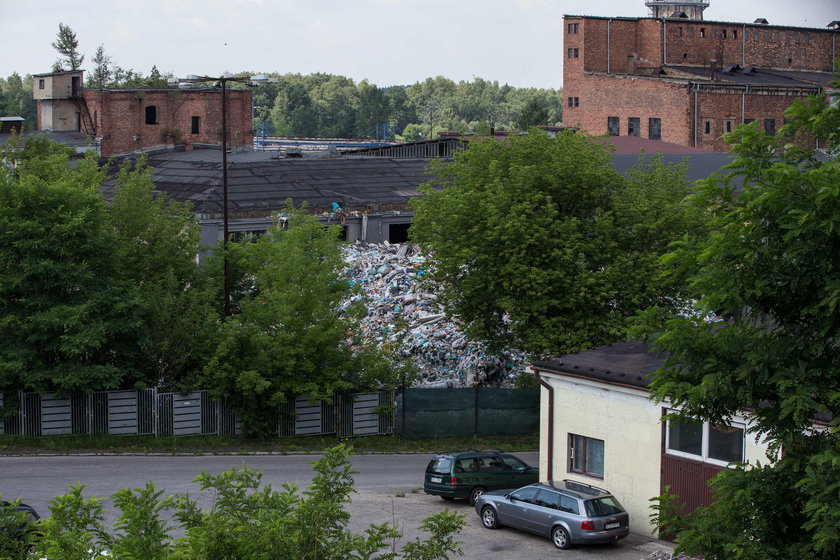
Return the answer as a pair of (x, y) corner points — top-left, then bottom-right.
(343, 242), (528, 387)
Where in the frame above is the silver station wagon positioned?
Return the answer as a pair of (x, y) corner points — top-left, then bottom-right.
(474, 480), (630, 549)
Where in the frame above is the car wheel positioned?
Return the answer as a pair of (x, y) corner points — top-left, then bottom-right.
(468, 486), (486, 506)
(481, 506), (499, 529)
(441, 496), (454, 501)
(552, 526), (572, 550)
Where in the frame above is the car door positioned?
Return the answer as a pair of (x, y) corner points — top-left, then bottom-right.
(476, 455), (509, 491)
(496, 486), (540, 530)
(523, 489), (562, 536)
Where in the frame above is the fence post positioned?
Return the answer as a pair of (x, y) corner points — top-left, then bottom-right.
(474, 386), (480, 437)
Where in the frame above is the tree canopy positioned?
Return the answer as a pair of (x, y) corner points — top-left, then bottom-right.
(638, 80), (840, 559)
(410, 129), (702, 357)
(51, 23), (84, 71)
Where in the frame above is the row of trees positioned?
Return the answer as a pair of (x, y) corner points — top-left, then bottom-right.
(0, 445), (466, 560)
(0, 73), (36, 128)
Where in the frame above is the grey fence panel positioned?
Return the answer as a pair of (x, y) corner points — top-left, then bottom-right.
(352, 393), (382, 436)
(157, 394), (174, 437)
(41, 393), (72, 436)
(0, 392), (4, 435)
(201, 392), (218, 435)
(107, 391), (138, 435)
(172, 392), (203, 436)
(91, 392), (109, 435)
(294, 397), (324, 436)
(277, 400), (294, 437)
(137, 388), (156, 436)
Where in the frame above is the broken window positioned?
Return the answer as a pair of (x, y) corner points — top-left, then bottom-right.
(764, 118), (776, 136)
(700, 28), (706, 38)
(628, 117), (640, 137)
(733, 30), (738, 39)
(388, 223), (411, 243)
(38, 79), (45, 90)
(607, 116), (620, 136)
(649, 118), (661, 140)
(145, 105), (159, 125)
(191, 116), (201, 134)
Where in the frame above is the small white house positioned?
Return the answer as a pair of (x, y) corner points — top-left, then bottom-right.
(529, 340), (773, 537)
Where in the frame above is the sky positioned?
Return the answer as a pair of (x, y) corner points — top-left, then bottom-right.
(2, 0), (837, 89)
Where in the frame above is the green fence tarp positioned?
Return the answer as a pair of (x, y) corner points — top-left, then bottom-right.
(395, 387), (539, 439)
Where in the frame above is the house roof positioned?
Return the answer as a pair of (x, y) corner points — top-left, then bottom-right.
(531, 340), (665, 390)
(0, 130), (95, 148)
(664, 65), (832, 88)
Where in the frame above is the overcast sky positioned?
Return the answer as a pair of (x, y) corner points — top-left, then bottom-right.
(3, 0), (837, 89)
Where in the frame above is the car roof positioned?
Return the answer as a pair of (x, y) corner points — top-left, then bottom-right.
(533, 480), (614, 500)
(433, 450), (503, 458)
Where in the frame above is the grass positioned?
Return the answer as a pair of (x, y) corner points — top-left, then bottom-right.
(0, 433), (538, 456)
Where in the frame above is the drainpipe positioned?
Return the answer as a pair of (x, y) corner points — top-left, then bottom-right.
(607, 19), (612, 73)
(662, 19), (667, 65)
(742, 85), (748, 124)
(532, 368), (555, 482)
(742, 24), (746, 66)
(693, 82), (699, 148)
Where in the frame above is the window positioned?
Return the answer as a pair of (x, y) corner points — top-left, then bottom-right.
(721, 29), (727, 39)
(567, 22), (579, 34)
(559, 495), (579, 515)
(607, 116), (620, 136)
(649, 117), (661, 140)
(704, 120), (713, 135)
(509, 486), (540, 504)
(145, 105), (159, 125)
(677, 27), (683, 37)
(533, 490), (560, 509)
(501, 455), (529, 471)
(567, 97), (579, 107)
(191, 116), (201, 134)
(764, 118), (776, 136)
(688, 27), (694, 37)
(569, 434), (604, 478)
(733, 30), (738, 39)
(666, 415), (745, 465)
(567, 47), (579, 59)
(38, 79), (45, 89)
(700, 28), (706, 38)
(628, 117), (640, 137)
(725, 120), (733, 133)
(744, 118), (755, 125)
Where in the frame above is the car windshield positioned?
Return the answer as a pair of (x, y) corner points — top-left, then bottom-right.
(426, 458), (452, 475)
(585, 496), (625, 517)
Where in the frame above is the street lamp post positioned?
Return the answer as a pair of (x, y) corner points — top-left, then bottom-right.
(168, 74), (277, 316)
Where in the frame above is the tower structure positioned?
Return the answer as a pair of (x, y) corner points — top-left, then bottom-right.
(645, 0), (709, 20)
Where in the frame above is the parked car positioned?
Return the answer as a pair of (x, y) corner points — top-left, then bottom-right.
(474, 480), (630, 549)
(424, 450), (539, 505)
(0, 500), (41, 541)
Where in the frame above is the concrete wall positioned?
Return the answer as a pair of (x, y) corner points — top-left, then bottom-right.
(536, 371), (771, 536)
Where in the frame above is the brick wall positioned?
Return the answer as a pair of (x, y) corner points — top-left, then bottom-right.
(83, 88), (253, 156)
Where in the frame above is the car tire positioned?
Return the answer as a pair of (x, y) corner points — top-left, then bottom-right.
(480, 506), (499, 529)
(441, 496), (454, 501)
(552, 526), (572, 550)
(468, 486), (486, 506)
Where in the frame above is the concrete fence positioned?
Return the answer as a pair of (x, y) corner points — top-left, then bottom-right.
(0, 389), (394, 439)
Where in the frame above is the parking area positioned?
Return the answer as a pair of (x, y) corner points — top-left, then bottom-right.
(347, 487), (675, 560)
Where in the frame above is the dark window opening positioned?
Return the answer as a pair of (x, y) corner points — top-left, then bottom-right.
(704, 120), (712, 135)
(75, 112), (81, 132)
(145, 105), (159, 125)
(607, 116), (620, 136)
(71, 76), (80, 97)
(649, 118), (662, 140)
(191, 116), (201, 134)
(568, 97), (579, 107)
(567, 47), (579, 59)
(733, 30), (738, 39)
(744, 118), (754, 125)
(764, 118), (776, 136)
(700, 28), (706, 38)
(388, 223), (411, 243)
(787, 57), (792, 64)
(726, 120), (733, 133)
(38, 79), (45, 89)
(721, 29), (727, 38)
(683, 52), (688, 59)
(628, 117), (640, 137)
(567, 22), (579, 34)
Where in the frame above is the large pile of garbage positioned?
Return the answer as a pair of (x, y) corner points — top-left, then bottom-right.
(343, 242), (527, 387)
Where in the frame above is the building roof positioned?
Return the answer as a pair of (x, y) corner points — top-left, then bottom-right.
(0, 130), (96, 148)
(664, 65), (832, 88)
(112, 149), (433, 217)
(531, 340), (665, 390)
(563, 14), (840, 32)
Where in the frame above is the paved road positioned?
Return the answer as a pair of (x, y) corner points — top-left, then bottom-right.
(0, 452), (671, 559)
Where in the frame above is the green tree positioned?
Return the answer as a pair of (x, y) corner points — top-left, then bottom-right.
(637, 83), (840, 559)
(0, 73), (37, 129)
(87, 44), (112, 88)
(411, 130), (699, 356)
(514, 99), (549, 129)
(51, 23), (84, 71)
(0, 141), (142, 393)
(203, 206), (395, 436)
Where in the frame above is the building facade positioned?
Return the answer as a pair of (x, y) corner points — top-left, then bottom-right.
(33, 70), (253, 157)
(563, 3), (838, 151)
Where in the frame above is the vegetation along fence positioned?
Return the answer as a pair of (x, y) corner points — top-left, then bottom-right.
(0, 389), (394, 439)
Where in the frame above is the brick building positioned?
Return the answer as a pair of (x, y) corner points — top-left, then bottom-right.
(563, 1), (838, 151)
(33, 70), (253, 156)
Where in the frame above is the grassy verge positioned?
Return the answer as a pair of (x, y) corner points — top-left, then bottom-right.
(0, 432), (538, 456)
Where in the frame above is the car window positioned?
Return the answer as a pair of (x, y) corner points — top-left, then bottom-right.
(501, 454), (528, 470)
(478, 456), (503, 472)
(510, 486), (540, 504)
(454, 458), (479, 473)
(585, 496), (625, 517)
(533, 490), (559, 509)
(427, 458), (452, 475)
(559, 495), (580, 515)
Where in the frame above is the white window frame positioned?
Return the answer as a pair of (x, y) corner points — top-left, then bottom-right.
(664, 410), (745, 467)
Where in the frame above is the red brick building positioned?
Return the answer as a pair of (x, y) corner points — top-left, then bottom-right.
(33, 70), (253, 156)
(563, 2), (838, 151)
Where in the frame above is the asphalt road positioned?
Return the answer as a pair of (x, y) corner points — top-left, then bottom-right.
(0, 452), (672, 559)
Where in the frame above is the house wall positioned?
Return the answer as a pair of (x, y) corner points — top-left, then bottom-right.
(83, 89), (253, 156)
(535, 371), (772, 536)
(37, 99), (79, 131)
(33, 71), (83, 101)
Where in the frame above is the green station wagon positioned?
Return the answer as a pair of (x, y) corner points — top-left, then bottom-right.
(424, 450), (540, 505)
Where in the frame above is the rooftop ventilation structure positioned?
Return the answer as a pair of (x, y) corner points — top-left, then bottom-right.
(646, 0), (709, 20)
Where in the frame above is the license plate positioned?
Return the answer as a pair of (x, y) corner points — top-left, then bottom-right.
(430, 477), (442, 483)
(605, 522), (620, 530)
